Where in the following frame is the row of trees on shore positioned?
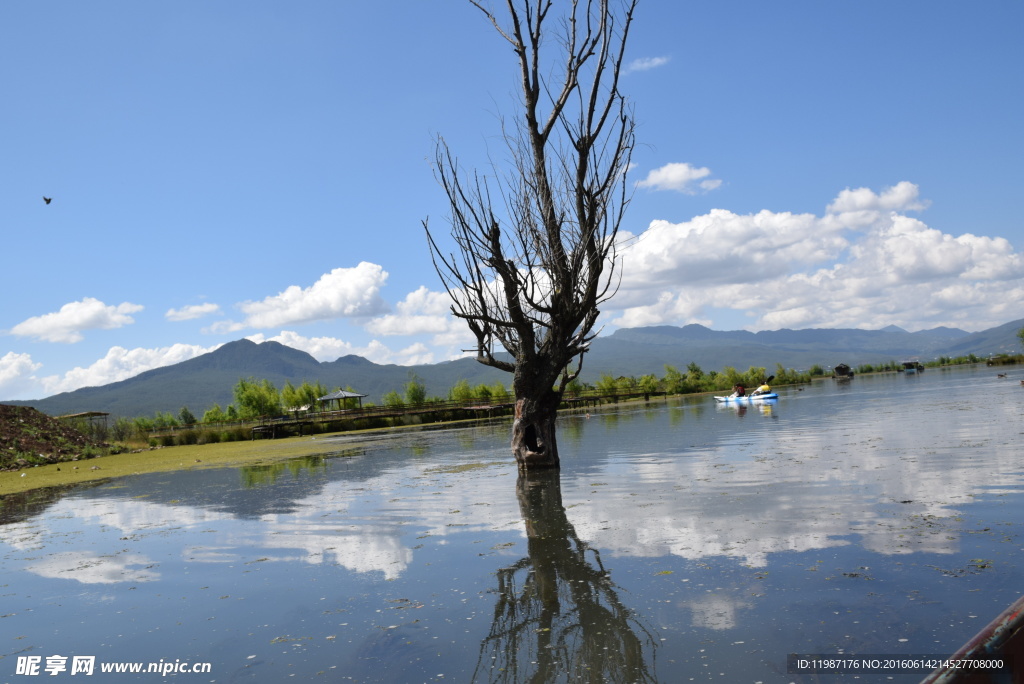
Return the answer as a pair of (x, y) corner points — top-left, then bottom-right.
(98, 352), (1001, 446)
(106, 362), (798, 443)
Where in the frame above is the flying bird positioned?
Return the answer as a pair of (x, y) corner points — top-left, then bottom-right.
(43, 196), (52, 204)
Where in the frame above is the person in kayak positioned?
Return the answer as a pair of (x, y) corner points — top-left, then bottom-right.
(730, 384), (746, 398)
(750, 380), (771, 396)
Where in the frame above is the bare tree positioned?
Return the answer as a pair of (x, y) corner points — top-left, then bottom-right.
(426, 0), (638, 470)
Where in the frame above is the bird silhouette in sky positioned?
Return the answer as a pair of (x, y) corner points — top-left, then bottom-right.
(43, 196), (52, 204)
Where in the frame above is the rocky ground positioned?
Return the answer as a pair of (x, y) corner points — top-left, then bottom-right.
(0, 404), (109, 471)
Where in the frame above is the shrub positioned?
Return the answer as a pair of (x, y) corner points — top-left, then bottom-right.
(449, 379), (474, 403)
(404, 375), (427, 405)
(234, 377), (282, 419)
(176, 429), (198, 446)
(199, 430), (222, 445)
(178, 406), (197, 426)
(110, 417), (136, 442)
(382, 390), (404, 407)
(202, 404), (228, 424)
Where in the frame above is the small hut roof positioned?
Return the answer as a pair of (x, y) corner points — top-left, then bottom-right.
(318, 389), (367, 401)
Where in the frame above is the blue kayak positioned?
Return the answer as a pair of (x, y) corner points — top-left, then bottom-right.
(714, 392), (778, 403)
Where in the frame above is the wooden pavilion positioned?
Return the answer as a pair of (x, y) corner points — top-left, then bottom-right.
(318, 389), (367, 411)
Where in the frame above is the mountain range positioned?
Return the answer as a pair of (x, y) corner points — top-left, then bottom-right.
(5, 318), (1022, 418)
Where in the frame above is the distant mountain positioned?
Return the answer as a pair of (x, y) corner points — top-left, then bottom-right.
(9, 340), (326, 419)
(3, 340), (510, 419)
(4, 319), (1020, 419)
(580, 322), (985, 378)
(932, 318), (1024, 357)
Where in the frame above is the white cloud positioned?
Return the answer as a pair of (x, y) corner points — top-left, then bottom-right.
(203, 320), (247, 335)
(392, 342), (435, 366)
(0, 352), (43, 399)
(617, 207), (842, 293)
(827, 180), (929, 215)
(636, 162), (721, 194)
(247, 331), (356, 362)
(365, 314), (449, 337)
(166, 303), (221, 321)
(238, 262), (390, 329)
(362, 285), (478, 360)
(626, 55), (670, 73)
(248, 331), (436, 366)
(40, 343), (222, 396)
(9, 298), (144, 343)
(365, 286), (454, 337)
(397, 286), (452, 316)
(609, 182), (1024, 332)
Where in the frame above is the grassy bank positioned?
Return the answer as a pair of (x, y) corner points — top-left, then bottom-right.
(0, 406), (535, 497)
(0, 432), (369, 497)
(0, 386), (772, 498)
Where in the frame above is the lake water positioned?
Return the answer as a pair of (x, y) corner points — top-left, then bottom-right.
(2, 365), (1023, 682)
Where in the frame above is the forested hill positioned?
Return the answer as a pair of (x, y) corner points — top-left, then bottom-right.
(4, 319), (1021, 419)
(3, 340), (510, 419)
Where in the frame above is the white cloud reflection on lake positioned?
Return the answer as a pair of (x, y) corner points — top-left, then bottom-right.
(3, 371), (1021, 591)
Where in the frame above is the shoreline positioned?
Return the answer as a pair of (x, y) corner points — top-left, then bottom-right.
(0, 386), (772, 498)
(0, 415), (501, 497)
(0, 434), (350, 497)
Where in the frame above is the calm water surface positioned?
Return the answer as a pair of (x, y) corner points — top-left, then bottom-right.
(2, 365), (1023, 682)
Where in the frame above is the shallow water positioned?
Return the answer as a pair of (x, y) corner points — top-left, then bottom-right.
(2, 365), (1023, 682)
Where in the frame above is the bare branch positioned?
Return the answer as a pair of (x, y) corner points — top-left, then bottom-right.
(426, 0), (638, 468)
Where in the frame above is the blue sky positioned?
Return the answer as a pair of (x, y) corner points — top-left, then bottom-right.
(3, 1), (1022, 401)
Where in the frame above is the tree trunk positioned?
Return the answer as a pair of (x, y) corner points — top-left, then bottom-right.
(427, 0), (638, 471)
(511, 386), (561, 470)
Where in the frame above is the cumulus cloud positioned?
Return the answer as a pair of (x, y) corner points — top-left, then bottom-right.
(626, 56), (670, 73)
(246, 331), (356, 362)
(397, 286), (452, 316)
(391, 342), (435, 366)
(827, 180), (929, 215)
(249, 331), (437, 366)
(40, 343), (222, 396)
(355, 339), (438, 366)
(365, 286), (454, 337)
(0, 352), (43, 399)
(609, 182), (1024, 332)
(166, 303), (221, 321)
(9, 298), (144, 343)
(636, 162), (722, 194)
(362, 285), (478, 359)
(616, 207), (842, 293)
(238, 262), (389, 329)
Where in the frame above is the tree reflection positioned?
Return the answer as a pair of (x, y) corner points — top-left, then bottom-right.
(474, 470), (658, 683)
(239, 454), (328, 488)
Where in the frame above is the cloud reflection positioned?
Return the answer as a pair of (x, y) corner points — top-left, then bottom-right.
(3, 382), (1020, 589)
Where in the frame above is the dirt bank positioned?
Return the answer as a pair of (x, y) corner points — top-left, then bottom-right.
(0, 404), (109, 471)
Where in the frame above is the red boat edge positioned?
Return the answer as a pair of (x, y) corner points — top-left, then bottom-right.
(921, 595), (1024, 684)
